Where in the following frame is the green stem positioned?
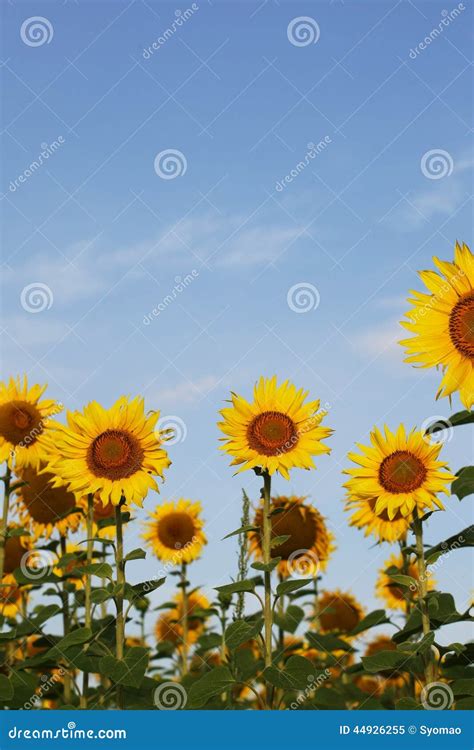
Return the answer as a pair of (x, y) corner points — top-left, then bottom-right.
(115, 501), (125, 709)
(180, 562), (189, 676)
(0, 467), (12, 584)
(313, 577), (321, 630)
(59, 535), (72, 705)
(262, 470), (274, 709)
(80, 494), (94, 709)
(413, 510), (435, 684)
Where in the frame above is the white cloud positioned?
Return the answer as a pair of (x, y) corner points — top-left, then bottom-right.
(148, 375), (221, 407)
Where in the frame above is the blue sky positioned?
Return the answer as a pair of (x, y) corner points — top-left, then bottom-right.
(1, 0), (473, 643)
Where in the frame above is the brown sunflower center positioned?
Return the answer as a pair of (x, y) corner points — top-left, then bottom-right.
(20, 467), (77, 525)
(157, 512), (196, 550)
(247, 411), (298, 456)
(449, 293), (474, 359)
(4, 535), (27, 575)
(93, 499), (116, 521)
(378, 451), (427, 494)
(320, 596), (361, 633)
(87, 430), (144, 480)
(0, 400), (42, 446)
(270, 505), (318, 559)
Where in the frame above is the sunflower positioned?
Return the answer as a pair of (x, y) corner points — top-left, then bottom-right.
(218, 376), (332, 479)
(155, 590), (209, 646)
(362, 635), (406, 689)
(143, 499), (206, 564)
(0, 376), (61, 470)
(249, 495), (335, 576)
(376, 552), (435, 611)
(54, 543), (88, 589)
(318, 590), (365, 634)
(3, 525), (31, 575)
(344, 495), (412, 543)
(15, 463), (82, 539)
(344, 424), (455, 520)
(43, 396), (171, 507)
(0, 574), (24, 618)
(400, 242), (474, 410)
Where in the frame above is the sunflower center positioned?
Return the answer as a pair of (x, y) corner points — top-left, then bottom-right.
(0, 400), (42, 445)
(378, 451), (427, 494)
(87, 430), (144, 480)
(20, 468), (77, 524)
(449, 293), (474, 359)
(157, 512), (196, 550)
(247, 411), (298, 456)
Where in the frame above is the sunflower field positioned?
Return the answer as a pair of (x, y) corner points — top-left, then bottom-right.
(0, 242), (472, 712)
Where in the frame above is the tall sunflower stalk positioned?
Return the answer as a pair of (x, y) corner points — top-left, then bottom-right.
(115, 501), (126, 709)
(80, 494), (94, 709)
(0, 466), (12, 584)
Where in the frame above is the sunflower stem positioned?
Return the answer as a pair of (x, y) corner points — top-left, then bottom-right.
(413, 510), (435, 685)
(59, 535), (73, 705)
(115, 501), (125, 709)
(0, 466), (12, 585)
(262, 470), (274, 708)
(180, 562), (189, 676)
(80, 494), (94, 709)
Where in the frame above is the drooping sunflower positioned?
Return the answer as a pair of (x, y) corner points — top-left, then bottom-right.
(400, 241), (474, 410)
(15, 463), (82, 539)
(143, 499), (206, 564)
(318, 589), (365, 635)
(344, 424), (455, 520)
(43, 396), (171, 507)
(0, 376), (61, 470)
(249, 495), (335, 576)
(155, 590), (209, 646)
(376, 552), (435, 612)
(3, 525), (31, 574)
(344, 495), (412, 543)
(218, 376), (332, 479)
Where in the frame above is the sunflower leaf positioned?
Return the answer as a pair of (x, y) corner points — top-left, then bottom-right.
(425, 525), (474, 563)
(188, 666), (235, 707)
(124, 548), (146, 562)
(131, 577), (166, 597)
(276, 579), (311, 596)
(387, 573), (418, 588)
(270, 535), (291, 547)
(0, 675), (14, 701)
(274, 604), (304, 633)
(78, 562), (114, 579)
(215, 579), (256, 595)
(224, 618), (263, 649)
(306, 632), (354, 653)
(452, 467), (474, 500)
(362, 650), (413, 673)
(251, 558), (281, 572)
(348, 609), (390, 636)
(222, 525), (259, 540)
(426, 410), (474, 433)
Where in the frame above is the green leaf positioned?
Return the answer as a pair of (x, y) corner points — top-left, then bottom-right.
(274, 605), (304, 634)
(79, 562), (113, 579)
(90, 588), (112, 604)
(50, 626), (92, 655)
(426, 525), (474, 563)
(99, 647), (149, 688)
(388, 573), (418, 588)
(455, 696), (474, 709)
(13, 569), (61, 585)
(188, 666), (235, 708)
(132, 577), (166, 596)
(0, 675), (14, 701)
(15, 605), (61, 636)
(0, 629), (17, 641)
(395, 697), (423, 710)
(397, 631), (434, 655)
(271, 535), (291, 548)
(452, 678), (474, 697)
(215, 579), (255, 595)
(452, 467), (474, 500)
(196, 633), (222, 652)
(222, 525), (259, 540)
(306, 632), (354, 653)
(124, 548), (146, 562)
(251, 558), (281, 572)
(362, 650), (412, 674)
(427, 410), (474, 433)
(313, 687), (346, 709)
(276, 579), (311, 596)
(348, 609), (390, 636)
(224, 618), (263, 650)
